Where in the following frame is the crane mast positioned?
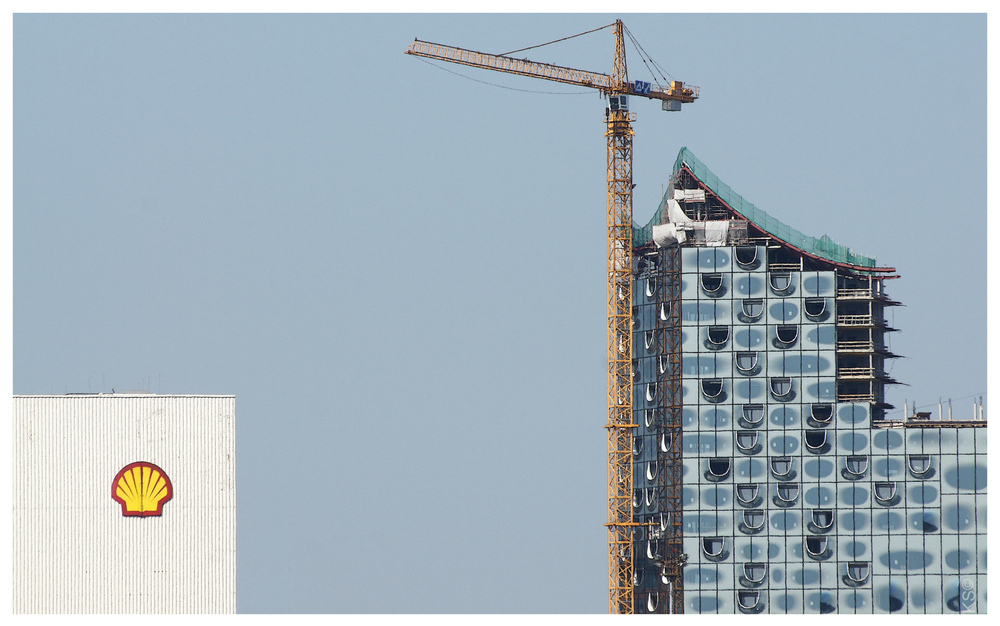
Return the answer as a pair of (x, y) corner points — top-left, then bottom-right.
(405, 21), (697, 614)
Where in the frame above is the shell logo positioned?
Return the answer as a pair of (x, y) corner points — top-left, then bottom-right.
(112, 462), (173, 517)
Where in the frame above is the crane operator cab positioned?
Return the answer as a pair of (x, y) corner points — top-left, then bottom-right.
(609, 94), (629, 111)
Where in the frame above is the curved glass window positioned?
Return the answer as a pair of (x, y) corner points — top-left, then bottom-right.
(805, 536), (829, 558)
(777, 483), (799, 504)
(775, 324), (798, 348)
(707, 325), (730, 347)
(845, 455), (869, 478)
(769, 271), (793, 294)
(811, 403), (833, 424)
(770, 377), (793, 399)
(632, 569), (644, 587)
(741, 404), (764, 427)
(737, 484), (759, 506)
(735, 351), (760, 375)
(734, 246), (760, 269)
(646, 592), (658, 613)
(633, 489), (643, 508)
(804, 298), (827, 318)
(847, 562), (870, 584)
(647, 539), (661, 560)
(737, 590), (760, 610)
(632, 437), (643, 457)
(908, 454), (932, 476)
(736, 431), (759, 454)
(644, 330), (656, 351)
(646, 382), (657, 402)
(645, 278), (657, 297)
(708, 458), (731, 480)
(702, 537), (726, 558)
(744, 563), (767, 584)
(804, 430), (829, 453)
(743, 509), (765, 531)
(659, 301), (669, 321)
(875, 482), (897, 503)
(701, 379), (723, 399)
(771, 457), (793, 478)
(812, 509), (834, 530)
(645, 488), (656, 509)
(646, 461), (658, 481)
(632, 359), (641, 382)
(702, 273), (724, 295)
(643, 409), (655, 428)
(660, 433), (671, 452)
(741, 298), (764, 321)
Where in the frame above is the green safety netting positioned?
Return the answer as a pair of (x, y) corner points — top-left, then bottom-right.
(633, 147), (877, 269)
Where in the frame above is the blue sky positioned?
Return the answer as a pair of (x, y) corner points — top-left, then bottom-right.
(11, 13), (987, 612)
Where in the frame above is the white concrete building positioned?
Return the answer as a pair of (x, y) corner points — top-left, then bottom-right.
(13, 394), (236, 613)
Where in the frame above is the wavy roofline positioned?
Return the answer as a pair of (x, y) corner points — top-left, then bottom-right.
(634, 147), (894, 273)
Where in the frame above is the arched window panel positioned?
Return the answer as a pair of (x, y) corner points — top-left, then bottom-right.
(702, 537), (728, 561)
(644, 330), (657, 352)
(659, 433), (671, 453)
(701, 272), (725, 296)
(843, 562), (870, 587)
(743, 563), (767, 585)
(738, 298), (764, 323)
(770, 457), (795, 480)
(736, 483), (761, 507)
(644, 409), (657, 429)
(632, 305), (641, 330)
(647, 539), (662, 561)
(701, 378), (726, 403)
(632, 568), (644, 588)
(735, 351), (761, 376)
(646, 592), (659, 613)
(632, 359), (641, 382)
(804, 430), (831, 454)
(810, 403), (834, 425)
(739, 509), (765, 535)
(774, 324), (799, 349)
(659, 301), (669, 322)
(740, 403), (764, 428)
(734, 245), (761, 270)
(805, 536), (832, 560)
(632, 437), (644, 458)
(658, 355), (669, 375)
(809, 509), (835, 534)
(843, 455), (869, 480)
(907, 454), (934, 478)
(645, 382), (657, 403)
(633, 489), (643, 509)
(645, 277), (658, 298)
(645, 488), (657, 510)
(775, 483), (800, 507)
(874, 481), (901, 506)
(769, 377), (794, 401)
(768, 271), (795, 296)
(646, 461), (659, 482)
(736, 430), (761, 455)
(803, 297), (830, 321)
(706, 325), (730, 350)
(737, 590), (763, 614)
(705, 458), (732, 482)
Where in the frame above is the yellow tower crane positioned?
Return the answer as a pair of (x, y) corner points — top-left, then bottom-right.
(405, 20), (697, 614)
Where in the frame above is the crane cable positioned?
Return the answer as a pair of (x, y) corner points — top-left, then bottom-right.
(499, 21), (615, 57)
(622, 24), (676, 87)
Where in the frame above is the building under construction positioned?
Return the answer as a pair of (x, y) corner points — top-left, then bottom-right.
(629, 147), (987, 614)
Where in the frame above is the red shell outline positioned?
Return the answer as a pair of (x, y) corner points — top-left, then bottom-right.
(111, 461), (173, 517)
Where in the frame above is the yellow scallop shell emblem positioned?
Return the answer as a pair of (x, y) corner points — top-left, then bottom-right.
(112, 462), (173, 517)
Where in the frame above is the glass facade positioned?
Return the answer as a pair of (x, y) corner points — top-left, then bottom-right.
(630, 158), (987, 614)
